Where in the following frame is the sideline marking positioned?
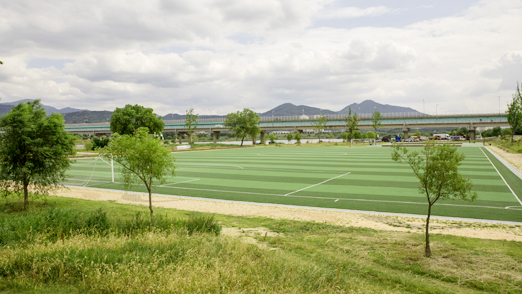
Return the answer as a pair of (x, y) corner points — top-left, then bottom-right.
(256, 152), (348, 156)
(284, 172), (351, 196)
(480, 147), (522, 206)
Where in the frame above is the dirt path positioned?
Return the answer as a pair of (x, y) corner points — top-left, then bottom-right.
(53, 187), (522, 242)
(489, 145), (522, 173)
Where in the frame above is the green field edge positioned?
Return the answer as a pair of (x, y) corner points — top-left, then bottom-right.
(481, 147), (522, 206)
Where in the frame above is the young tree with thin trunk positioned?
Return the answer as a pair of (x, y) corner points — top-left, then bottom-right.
(345, 108), (359, 146)
(0, 100), (76, 209)
(311, 115), (327, 141)
(100, 128), (175, 221)
(506, 82), (522, 143)
(185, 108), (199, 146)
(294, 131), (302, 144)
(371, 110), (382, 145)
(391, 141), (477, 257)
(286, 132), (293, 144)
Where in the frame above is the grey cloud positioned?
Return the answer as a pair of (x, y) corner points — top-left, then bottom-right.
(482, 51), (522, 90)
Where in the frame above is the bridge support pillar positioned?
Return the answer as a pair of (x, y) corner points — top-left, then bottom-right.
(212, 131), (220, 144)
(468, 128), (476, 140)
(402, 128), (409, 140)
(178, 132), (185, 144)
(260, 131), (266, 145)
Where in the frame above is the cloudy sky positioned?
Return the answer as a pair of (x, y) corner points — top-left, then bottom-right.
(1, 0), (521, 116)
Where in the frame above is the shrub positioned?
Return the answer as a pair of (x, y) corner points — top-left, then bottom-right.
(86, 208), (110, 234)
(184, 214), (221, 236)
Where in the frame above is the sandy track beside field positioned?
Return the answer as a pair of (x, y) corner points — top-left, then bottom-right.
(53, 187), (522, 242)
(489, 146), (522, 173)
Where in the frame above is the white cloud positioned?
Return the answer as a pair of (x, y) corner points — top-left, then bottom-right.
(316, 6), (393, 19)
(1, 0), (522, 115)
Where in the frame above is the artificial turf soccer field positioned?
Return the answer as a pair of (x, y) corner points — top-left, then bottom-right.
(66, 146), (522, 223)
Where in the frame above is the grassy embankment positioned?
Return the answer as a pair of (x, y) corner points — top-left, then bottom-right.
(490, 137), (522, 154)
(0, 195), (521, 293)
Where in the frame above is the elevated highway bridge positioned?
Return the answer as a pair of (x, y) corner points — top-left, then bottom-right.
(65, 112), (508, 143)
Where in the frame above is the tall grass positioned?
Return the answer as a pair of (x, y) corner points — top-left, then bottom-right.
(1, 195), (521, 293)
(0, 204), (221, 246)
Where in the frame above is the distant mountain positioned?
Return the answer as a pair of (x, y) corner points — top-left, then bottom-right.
(162, 113), (226, 120)
(337, 100), (421, 115)
(259, 100), (422, 116)
(259, 103), (337, 116)
(0, 99), (87, 115)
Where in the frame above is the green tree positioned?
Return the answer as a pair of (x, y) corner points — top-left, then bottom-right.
(185, 108), (199, 146)
(501, 128), (512, 139)
(391, 141), (477, 257)
(414, 130), (422, 137)
(345, 108), (359, 146)
(286, 132), (293, 143)
(110, 104), (165, 136)
(328, 132), (335, 141)
(492, 126), (502, 137)
(371, 110), (382, 145)
(311, 115), (327, 141)
(91, 137), (110, 150)
(340, 132), (349, 142)
(506, 82), (522, 143)
(268, 133), (276, 144)
(100, 128), (175, 221)
(224, 108), (260, 146)
(365, 131), (376, 139)
(294, 131), (302, 144)
(352, 130), (362, 139)
(0, 100), (76, 208)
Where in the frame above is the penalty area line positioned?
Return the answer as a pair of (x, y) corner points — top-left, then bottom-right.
(284, 172), (351, 196)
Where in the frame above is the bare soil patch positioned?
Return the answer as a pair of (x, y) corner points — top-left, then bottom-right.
(489, 145), (522, 173)
(53, 187), (522, 242)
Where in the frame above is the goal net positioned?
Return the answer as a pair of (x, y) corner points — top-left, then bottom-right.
(67, 155), (115, 187)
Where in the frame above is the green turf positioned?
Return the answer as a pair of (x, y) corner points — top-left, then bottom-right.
(66, 146), (522, 222)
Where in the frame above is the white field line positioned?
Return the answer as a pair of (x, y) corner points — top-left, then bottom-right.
(178, 164), (244, 169)
(256, 152), (348, 156)
(480, 147), (522, 206)
(284, 172), (351, 196)
(177, 165), (339, 174)
(486, 147), (522, 180)
(159, 179), (200, 186)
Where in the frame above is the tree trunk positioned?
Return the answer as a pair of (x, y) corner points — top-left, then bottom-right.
(23, 179), (29, 210)
(240, 137), (244, 146)
(425, 204), (432, 257)
(148, 187), (153, 222)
